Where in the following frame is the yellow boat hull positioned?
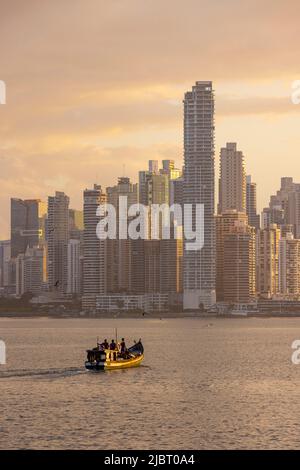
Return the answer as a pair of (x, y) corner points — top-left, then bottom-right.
(104, 353), (144, 370)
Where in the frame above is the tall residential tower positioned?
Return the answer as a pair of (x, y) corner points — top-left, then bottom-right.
(11, 198), (47, 258)
(82, 185), (107, 310)
(246, 175), (260, 230)
(218, 142), (246, 215)
(183, 81), (216, 309)
(47, 191), (70, 293)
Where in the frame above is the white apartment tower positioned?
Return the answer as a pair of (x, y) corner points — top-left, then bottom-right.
(67, 239), (81, 295)
(82, 185), (107, 311)
(16, 246), (46, 296)
(279, 232), (300, 297)
(183, 81), (216, 309)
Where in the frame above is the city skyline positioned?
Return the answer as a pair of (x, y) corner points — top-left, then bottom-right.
(2, 2), (300, 456)
(4, 152), (300, 309)
(1, 1), (300, 239)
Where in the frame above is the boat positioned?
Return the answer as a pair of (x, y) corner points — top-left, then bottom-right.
(85, 340), (144, 371)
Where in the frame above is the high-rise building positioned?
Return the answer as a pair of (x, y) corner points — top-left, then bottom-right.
(130, 234), (183, 297)
(257, 224), (281, 298)
(82, 185), (106, 310)
(218, 142), (246, 215)
(131, 239), (145, 294)
(281, 224), (294, 238)
(286, 190), (300, 239)
(16, 246), (46, 297)
(139, 160), (170, 243)
(106, 177), (138, 293)
(263, 177), (300, 236)
(69, 209), (84, 240)
(139, 164), (169, 207)
(215, 210), (248, 301)
(148, 160), (159, 175)
(160, 160), (182, 181)
(246, 175), (260, 230)
(160, 227), (183, 294)
(223, 222), (256, 303)
(67, 239), (81, 295)
(0, 240), (11, 289)
(262, 206), (285, 229)
(107, 177), (138, 210)
(279, 232), (300, 298)
(11, 198), (47, 258)
(144, 240), (161, 293)
(141, 160), (182, 207)
(170, 176), (184, 207)
(47, 191), (70, 294)
(183, 81), (215, 309)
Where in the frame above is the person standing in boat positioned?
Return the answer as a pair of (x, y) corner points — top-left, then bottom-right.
(102, 339), (109, 350)
(120, 338), (126, 355)
(110, 339), (117, 361)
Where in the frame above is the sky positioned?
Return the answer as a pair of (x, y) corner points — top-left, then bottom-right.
(0, 0), (300, 239)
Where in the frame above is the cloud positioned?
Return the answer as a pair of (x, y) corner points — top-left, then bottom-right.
(1, 0), (300, 83)
(217, 95), (300, 116)
(0, 143), (181, 238)
(1, 0), (300, 238)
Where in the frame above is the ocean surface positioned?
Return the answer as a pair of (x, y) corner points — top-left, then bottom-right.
(1, 316), (300, 449)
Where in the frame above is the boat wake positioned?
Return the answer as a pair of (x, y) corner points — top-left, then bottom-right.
(0, 367), (85, 379)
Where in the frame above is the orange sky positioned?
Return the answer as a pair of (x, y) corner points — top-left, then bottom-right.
(0, 0), (300, 238)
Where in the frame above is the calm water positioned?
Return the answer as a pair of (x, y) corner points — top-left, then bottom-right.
(1, 317), (300, 449)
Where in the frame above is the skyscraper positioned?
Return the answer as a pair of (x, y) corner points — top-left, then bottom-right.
(218, 142), (246, 214)
(148, 160), (159, 175)
(16, 246), (46, 297)
(215, 210), (248, 301)
(183, 81), (215, 309)
(257, 224), (281, 298)
(263, 177), (300, 235)
(223, 222), (256, 303)
(144, 240), (161, 293)
(82, 185), (106, 310)
(246, 175), (260, 230)
(67, 239), (81, 295)
(286, 190), (300, 239)
(0, 240), (11, 289)
(160, 230), (183, 294)
(170, 177), (184, 207)
(106, 177), (138, 293)
(11, 198), (47, 258)
(69, 209), (84, 240)
(47, 191), (70, 293)
(131, 239), (145, 294)
(160, 160), (182, 181)
(139, 162), (169, 207)
(279, 232), (300, 297)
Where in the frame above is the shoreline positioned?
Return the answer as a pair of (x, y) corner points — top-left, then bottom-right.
(1, 311), (300, 319)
